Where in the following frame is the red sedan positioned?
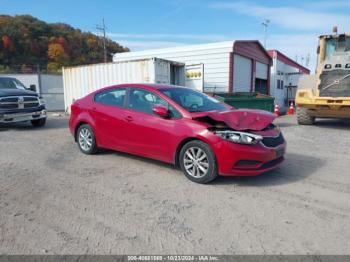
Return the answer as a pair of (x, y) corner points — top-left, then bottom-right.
(69, 84), (286, 183)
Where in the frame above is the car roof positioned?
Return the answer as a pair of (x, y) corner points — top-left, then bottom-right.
(106, 83), (188, 90)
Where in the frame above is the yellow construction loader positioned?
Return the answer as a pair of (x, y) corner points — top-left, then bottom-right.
(296, 31), (350, 124)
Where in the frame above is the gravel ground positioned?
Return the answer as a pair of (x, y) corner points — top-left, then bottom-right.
(0, 114), (350, 255)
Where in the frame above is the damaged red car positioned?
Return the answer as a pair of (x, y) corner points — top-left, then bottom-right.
(69, 84), (286, 183)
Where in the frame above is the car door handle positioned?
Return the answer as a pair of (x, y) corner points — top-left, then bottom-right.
(125, 116), (133, 122)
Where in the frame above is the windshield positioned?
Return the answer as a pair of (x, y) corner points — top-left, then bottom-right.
(0, 78), (26, 90)
(325, 37), (350, 59)
(159, 87), (229, 113)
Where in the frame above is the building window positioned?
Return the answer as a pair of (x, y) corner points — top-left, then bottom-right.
(276, 79), (284, 90)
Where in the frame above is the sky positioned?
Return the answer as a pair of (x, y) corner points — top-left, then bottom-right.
(2, 0), (350, 71)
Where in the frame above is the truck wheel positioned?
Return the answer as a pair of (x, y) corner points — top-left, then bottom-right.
(31, 118), (46, 127)
(297, 108), (315, 125)
(179, 140), (218, 184)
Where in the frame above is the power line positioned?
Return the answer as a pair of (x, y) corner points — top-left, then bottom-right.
(96, 19), (107, 63)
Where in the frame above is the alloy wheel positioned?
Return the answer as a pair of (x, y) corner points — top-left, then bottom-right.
(183, 147), (209, 178)
(78, 128), (93, 151)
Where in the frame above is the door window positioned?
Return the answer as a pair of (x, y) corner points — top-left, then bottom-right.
(128, 88), (181, 118)
(94, 88), (126, 107)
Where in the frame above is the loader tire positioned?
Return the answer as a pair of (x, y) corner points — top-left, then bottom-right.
(297, 108), (315, 125)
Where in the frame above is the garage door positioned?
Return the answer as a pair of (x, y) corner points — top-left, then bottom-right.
(256, 61), (268, 80)
(233, 54), (252, 92)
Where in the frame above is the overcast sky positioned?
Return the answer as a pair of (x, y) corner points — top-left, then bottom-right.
(2, 0), (350, 71)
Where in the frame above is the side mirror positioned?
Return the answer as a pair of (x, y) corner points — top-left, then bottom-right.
(152, 105), (169, 118)
(29, 84), (36, 92)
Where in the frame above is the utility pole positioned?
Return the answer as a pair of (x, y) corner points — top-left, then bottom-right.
(96, 19), (107, 63)
(305, 53), (310, 68)
(261, 19), (270, 49)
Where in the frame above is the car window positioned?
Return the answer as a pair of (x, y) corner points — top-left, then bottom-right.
(128, 88), (181, 118)
(94, 88), (126, 107)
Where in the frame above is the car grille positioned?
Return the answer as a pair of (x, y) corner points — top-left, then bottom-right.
(261, 132), (285, 148)
(0, 96), (40, 109)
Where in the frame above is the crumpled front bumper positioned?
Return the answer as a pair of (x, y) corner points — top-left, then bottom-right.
(213, 137), (286, 176)
(0, 110), (47, 123)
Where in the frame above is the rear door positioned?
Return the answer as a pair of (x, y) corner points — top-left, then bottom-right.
(91, 88), (129, 150)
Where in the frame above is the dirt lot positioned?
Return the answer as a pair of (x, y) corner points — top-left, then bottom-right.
(0, 114), (350, 255)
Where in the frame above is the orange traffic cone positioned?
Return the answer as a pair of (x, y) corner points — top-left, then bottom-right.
(274, 104), (280, 116)
(288, 101), (295, 115)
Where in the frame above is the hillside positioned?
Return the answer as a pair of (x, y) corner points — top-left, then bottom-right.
(0, 15), (129, 73)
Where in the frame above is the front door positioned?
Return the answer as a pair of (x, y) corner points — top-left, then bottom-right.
(122, 88), (181, 162)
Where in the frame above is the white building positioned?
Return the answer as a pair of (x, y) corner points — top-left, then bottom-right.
(113, 40), (272, 94)
(268, 50), (310, 110)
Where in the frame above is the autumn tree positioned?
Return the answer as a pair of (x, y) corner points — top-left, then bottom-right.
(0, 15), (129, 73)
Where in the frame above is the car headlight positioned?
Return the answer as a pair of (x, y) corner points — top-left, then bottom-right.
(214, 130), (263, 145)
(39, 97), (46, 105)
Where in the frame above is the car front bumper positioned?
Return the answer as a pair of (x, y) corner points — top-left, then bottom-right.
(214, 139), (286, 176)
(0, 110), (47, 123)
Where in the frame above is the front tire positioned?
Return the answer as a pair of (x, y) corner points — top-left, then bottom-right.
(76, 124), (98, 154)
(179, 140), (218, 184)
(31, 118), (46, 127)
(297, 107), (315, 125)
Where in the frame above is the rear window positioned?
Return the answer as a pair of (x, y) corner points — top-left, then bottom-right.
(94, 89), (126, 107)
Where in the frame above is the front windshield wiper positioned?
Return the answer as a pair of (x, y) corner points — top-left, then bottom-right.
(322, 73), (350, 90)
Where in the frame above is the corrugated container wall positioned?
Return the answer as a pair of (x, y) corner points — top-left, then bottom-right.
(113, 41), (234, 93)
(63, 58), (183, 111)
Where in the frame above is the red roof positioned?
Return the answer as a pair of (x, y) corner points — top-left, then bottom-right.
(267, 50), (310, 74)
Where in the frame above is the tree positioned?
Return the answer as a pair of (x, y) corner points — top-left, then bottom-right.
(0, 15), (129, 72)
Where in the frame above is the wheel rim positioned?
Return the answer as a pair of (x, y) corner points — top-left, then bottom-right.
(78, 128), (93, 151)
(183, 147), (209, 178)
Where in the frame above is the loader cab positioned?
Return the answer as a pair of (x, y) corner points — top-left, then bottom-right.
(318, 34), (350, 97)
(324, 34), (350, 59)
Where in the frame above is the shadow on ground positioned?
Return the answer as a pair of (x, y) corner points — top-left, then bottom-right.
(98, 149), (175, 169)
(212, 152), (324, 187)
(0, 117), (68, 131)
(98, 149), (324, 187)
(315, 118), (350, 130)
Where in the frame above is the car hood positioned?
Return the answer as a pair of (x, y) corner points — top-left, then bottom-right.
(192, 109), (276, 131)
(0, 88), (38, 97)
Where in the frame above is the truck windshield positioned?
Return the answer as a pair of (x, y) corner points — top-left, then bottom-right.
(325, 37), (350, 59)
(0, 78), (26, 90)
(159, 87), (229, 113)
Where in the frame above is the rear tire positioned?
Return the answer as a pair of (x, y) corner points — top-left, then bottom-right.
(76, 124), (98, 155)
(31, 118), (46, 127)
(179, 140), (218, 184)
(297, 108), (315, 125)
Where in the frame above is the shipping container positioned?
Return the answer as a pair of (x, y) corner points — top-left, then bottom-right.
(113, 40), (272, 94)
(62, 57), (185, 111)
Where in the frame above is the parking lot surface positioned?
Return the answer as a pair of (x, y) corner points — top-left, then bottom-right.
(0, 115), (350, 254)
